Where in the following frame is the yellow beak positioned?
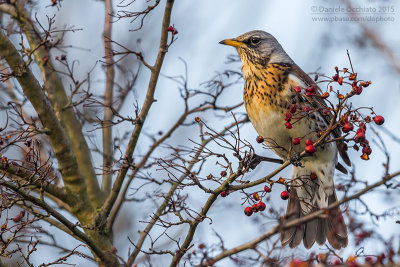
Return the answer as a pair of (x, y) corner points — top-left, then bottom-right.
(219, 38), (243, 47)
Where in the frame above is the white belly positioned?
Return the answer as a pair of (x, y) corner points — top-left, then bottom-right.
(245, 97), (337, 163)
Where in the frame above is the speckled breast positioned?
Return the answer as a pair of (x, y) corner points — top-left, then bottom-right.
(243, 63), (329, 159)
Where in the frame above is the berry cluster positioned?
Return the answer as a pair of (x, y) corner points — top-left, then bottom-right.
(355, 230), (372, 246)
(332, 67), (384, 160)
(338, 114), (384, 161)
(238, 63), (385, 218)
(284, 103), (297, 129)
(283, 66), (385, 161)
(241, 175), (290, 217)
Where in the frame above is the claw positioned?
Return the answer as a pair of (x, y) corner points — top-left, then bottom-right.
(243, 153), (262, 170)
(290, 153), (303, 167)
(243, 153), (284, 170)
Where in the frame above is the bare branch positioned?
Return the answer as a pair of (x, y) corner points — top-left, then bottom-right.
(195, 170), (400, 266)
(0, 30), (91, 211)
(97, 0), (175, 228)
(101, 0), (115, 195)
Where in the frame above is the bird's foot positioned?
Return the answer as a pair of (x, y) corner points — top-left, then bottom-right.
(243, 152), (262, 170)
(289, 153), (303, 167)
(243, 153), (284, 170)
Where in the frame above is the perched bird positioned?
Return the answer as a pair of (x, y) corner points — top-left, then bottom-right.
(220, 31), (350, 249)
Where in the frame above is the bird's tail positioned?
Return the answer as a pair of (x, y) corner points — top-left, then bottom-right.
(280, 166), (348, 249)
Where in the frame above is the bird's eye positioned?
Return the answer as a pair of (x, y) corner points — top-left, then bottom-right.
(250, 37), (261, 45)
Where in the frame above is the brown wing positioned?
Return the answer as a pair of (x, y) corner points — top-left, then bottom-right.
(291, 64), (351, 168)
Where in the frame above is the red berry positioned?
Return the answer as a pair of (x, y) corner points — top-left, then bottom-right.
(289, 104), (297, 113)
(356, 128), (365, 134)
(293, 138), (300, 145)
(167, 26), (178, 34)
(257, 201), (266, 211)
(342, 122), (354, 133)
(264, 185), (271, 193)
(321, 92), (329, 99)
(355, 132), (366, 143)
(253, 192), (260, 201)
(244, 207), (253, 216)
(281, 191), (289, 200)
(365, 256), (374, 264)
(294, 86), (301, 93)
(252, 204), (259, 213)
(373, 115), (384, 125)
(338, 76), (343, 85)
(12, 211), (25, 223)
(302, 106), (310, 112)
(361, 153), (369, 160)
(305, 144), (316, 154)
(285, 112), (292, 120)
(305, 139), (313, 146)
(362, 146), (372, 155)
(362, 81), (371, 87)
(354, 85), (363, 95)
(332, 259), (341, 265)
(12, 215), (23, 223)
(220, 191), (228, 197)
(256, 135), (264, 143)
(306, 91), (314, 97)
(285, 122), (292, 129)
(306, 84), (315, 93)
(220, 171), (227, 177)
(332, 74), (339, 81)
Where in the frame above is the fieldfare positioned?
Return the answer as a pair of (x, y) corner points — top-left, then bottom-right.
(220, 30), (350, 249)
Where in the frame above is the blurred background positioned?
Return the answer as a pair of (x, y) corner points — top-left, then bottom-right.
(1, 0), (400, 265)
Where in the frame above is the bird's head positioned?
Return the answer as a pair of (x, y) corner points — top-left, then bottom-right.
(219, 30), (293, 79)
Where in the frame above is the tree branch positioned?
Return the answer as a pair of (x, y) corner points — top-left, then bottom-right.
(97, 0), (175, 227)
(170, 168), (243, 267)
(0, 161), (72, 206)
(0, 31), (92, 214)
(15, 239), (96, 263)
(101, 0), (115, 195)
(107, 101), (244, 229)
(6, 2), (105, 207)
(0, 179), (107, 264)
(126, 118), (247, 265)
(195, 170), (400, 266)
